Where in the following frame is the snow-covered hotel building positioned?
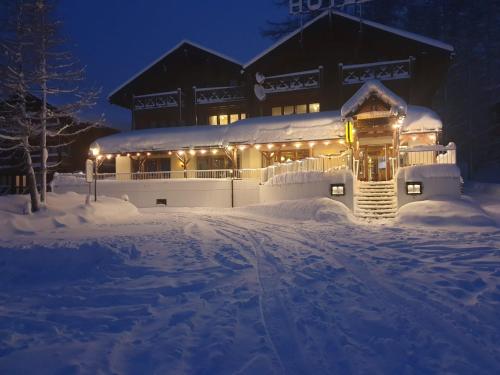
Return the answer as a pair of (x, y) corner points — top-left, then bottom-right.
(56, 11), (460, 218)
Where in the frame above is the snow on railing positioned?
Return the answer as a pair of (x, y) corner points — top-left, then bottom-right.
(399, 143), (456, 167)
(55, 154), (351, 186)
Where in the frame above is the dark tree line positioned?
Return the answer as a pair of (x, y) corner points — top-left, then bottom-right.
(263, 0), (500, 180)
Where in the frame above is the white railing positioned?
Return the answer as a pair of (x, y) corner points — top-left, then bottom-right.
(57, 154), (352, 186)
(399, 143), (456, 167)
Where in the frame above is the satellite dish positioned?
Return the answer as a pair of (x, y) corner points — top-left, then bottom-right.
(255, 72), (266, 84)
(254, 84), (266, 102)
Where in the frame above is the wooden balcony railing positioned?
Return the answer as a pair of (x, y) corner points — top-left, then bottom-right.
(262, 67), (322, 94)
(194, 85), (246, 105)
(339, 58), (414, 86)
(133, 89), (184, 111)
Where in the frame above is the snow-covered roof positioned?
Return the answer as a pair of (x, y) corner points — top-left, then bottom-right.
(341, 80), (407, 118)
(92, 106), (441, 154)
(401, 105), (442, 133)
(92, 111), (345, 154)
(244, 11), (453, 68)
(108, 40), (242, 100)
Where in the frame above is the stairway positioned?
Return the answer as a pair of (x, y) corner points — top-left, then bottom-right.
(355, 180), (397, 219)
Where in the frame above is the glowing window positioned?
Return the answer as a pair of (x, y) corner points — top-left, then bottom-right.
(283, 106), (294, 115)
(272, 107), (282, 116)
(296, 104), (307, 114)
(219, 115), (228, 125)
(230, 114), (239, 123)
(240, 113), (246, 120)
(309, 103), (320, 113)
(209, 115), (218, 126)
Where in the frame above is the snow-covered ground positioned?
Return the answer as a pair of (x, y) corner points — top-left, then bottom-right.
(0, 191), (499, 374)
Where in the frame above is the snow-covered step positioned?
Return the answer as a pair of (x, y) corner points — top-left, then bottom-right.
(354, 180), (397, 220)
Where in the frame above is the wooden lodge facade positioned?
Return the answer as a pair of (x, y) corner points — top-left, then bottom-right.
(109, 11), (453, 131)
(96, 10), (455, 185)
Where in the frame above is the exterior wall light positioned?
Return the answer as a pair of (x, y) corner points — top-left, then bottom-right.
(106, 154), (112, 160)
(211, 149), (218, 155)
(294, 142), (302, 148)
(308, 141), (316, 147)
(267, 144), (274, 150)
(200, 149), (207, 155)
(189, 149), (196, 156)
(146, 152), (151, 156)
(90, 147), (100, 157)
(254, 144), (261, 150)
(330, 183), (345, 196)
(406, 182), (423, 195)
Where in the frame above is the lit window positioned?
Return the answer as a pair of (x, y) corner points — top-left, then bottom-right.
(272, 107), (282, 116)
(330, 184), (345, 196)
(309, 103), (320, 113)
(230, 114), (239, 123)
(283, 106), (294, 115)
(296, 104), (307, 114)
(209, 115), (218, 126)
(219, 115), (228, 125)
(240, 113), (246, 120)
(406, 182), (423, 195)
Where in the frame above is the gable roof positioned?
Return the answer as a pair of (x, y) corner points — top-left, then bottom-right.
(244, 10), (453, 68)
(108, 39), (242, 100)
(341, 79), (407, 117)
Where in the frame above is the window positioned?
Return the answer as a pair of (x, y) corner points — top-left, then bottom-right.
(230, 114), (239, 123)
(296, 104), (307, 114)
(209, 115), (218, 126)
(283, 106), (294, 115)
(309, 103), (320, 113)
(209, 113), (246, 125)
(271, 103), (320, 116)
(219, 115), (228, 125)
(272, 107), (282, 116)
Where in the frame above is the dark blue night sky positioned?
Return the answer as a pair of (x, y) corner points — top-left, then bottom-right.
(57, 0), (288, 130)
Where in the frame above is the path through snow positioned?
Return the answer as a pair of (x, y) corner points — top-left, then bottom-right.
(0, 198), (499, 374)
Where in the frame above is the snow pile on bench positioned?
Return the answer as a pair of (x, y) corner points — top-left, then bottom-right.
(0, 192), (139, 237)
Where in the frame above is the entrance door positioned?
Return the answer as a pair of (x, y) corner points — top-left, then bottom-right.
(358, 145), (392, 181)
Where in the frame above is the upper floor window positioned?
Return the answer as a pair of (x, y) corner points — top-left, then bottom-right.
(272, 103), (320, 116)
(209, 113), (246, 126)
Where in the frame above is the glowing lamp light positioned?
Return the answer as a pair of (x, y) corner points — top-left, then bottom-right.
(254, 144), (261, 150)
(339, 139), (345, 145)
(267, 144), (274, 150)
(411, 136), (417, 141)
(97, 155), (103, 160)
(90, 147), (100, 157)
(429, 134), (436, 140)
(308, 141), (316, 147)
(189, 149), (196, 156)
(211, 149), (218, 155)
(136, 153), (141, 156)
(238, 145), (247, 151)
(294, 142), (302, 148)
(126, 153), (131, 157)
(146, 152), (151, 156)
(280, 156), (285, 162)
(226, 145), (234, 151)
(323, 140), (331, 146)
(200, 149), (207, 155)
(177, 150), (185, 155)
(106, 154), (112, 160)
(168, 151), (172, 156)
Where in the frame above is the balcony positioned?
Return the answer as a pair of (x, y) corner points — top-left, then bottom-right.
(194, 85), (246, 105)
(340, 58), (413, 86)
(262, 68), (322, 94)
(133, 90), (183, 111)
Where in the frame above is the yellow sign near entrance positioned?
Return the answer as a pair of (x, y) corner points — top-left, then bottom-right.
(345, 120), (354, 144)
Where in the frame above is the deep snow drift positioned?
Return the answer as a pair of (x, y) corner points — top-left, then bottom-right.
(0, 192), (499, 374)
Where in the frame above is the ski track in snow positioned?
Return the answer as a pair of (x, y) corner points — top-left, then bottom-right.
(0, 206), (499, 374)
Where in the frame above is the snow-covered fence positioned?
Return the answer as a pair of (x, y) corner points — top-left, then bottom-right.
(399, 143), (456, 167)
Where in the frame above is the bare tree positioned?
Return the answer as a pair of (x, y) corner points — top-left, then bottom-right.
(29, 0), (100, 204)
(0, 0), (40, 212)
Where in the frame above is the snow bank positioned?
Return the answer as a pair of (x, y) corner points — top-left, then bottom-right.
(396, 197), (497, 229)
(0, 242), (139, 287)
(51, 172), (87, 187)
(0, 192), (138, 237)
(239, 197), (353, 223)
(397, 164), (461, 180)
